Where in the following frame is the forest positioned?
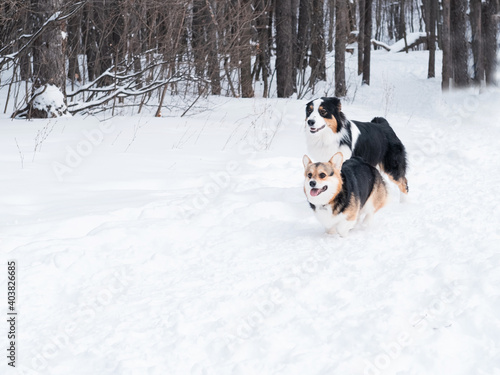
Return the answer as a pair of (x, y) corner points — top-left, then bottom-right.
(0, 0), (498, 118)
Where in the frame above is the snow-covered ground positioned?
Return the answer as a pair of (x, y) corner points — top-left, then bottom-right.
(1, 50), (500, 375)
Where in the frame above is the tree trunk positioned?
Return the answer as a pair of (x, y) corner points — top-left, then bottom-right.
(206, 1), (221, 95)
(32, 0), (65, 91)
(335, 0), (348, 96)
(240, 0), (254, 98)
(28, 0), (68, 118)
(98, 0), (115, 86)
(327, 0), (335, 52)
(441, 0), (452, 90)
(297, 0), (311, 77)
(310, 0), (326, 85)
(67, 8), (82, 84)
(256, 0), (271, 97)
(483, 0), (498, 85)
(291, 0), (298, 92)
(423, 0), (437, 78)
(192, 0), (207, 94)
(358, 0), (365, 75)
(450, 0), (468, 87)
(83, 2), (98, 81)
(275, 0), (294, 97)
(400, 0), (408, 53)
(19, 3), (32, 81)
(396, 0), (405, 41)
(128, 3), (142, 87)
(470, 0), (483, 84)
(374, 0), (383, 48)
(362, 0), (372, 85)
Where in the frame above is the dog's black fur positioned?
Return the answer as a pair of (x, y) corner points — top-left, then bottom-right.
(334, 156), (382, 212)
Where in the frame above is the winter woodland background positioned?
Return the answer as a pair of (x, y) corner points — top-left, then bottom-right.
(0, 0), (498, 116)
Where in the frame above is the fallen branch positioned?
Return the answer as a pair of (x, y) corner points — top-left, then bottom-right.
(67, 76), (187, 114)
(371, 33), (428, 53)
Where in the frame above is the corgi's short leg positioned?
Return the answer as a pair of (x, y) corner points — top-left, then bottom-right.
(327, 226), (337, 235)
(362, 210), (374, 226)
(399, 189), (410, 203)
(360, 199), (376, 227)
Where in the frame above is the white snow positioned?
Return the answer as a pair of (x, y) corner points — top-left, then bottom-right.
(1, 50), (500, 375)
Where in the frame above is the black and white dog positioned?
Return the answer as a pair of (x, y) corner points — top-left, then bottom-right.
(305, 97), (409, 195)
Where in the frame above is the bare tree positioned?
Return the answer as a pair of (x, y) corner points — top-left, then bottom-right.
(428, 0), (437, 78)
(239, 0), (255, 98)
(358, 0), (365, 75)
(255, 0), (271, 97)
(275, 0), (294, 97)
(483, 0), (498, 85)
(470, 0), (483, 84)
(422, 0), (437, 78)
(28, 0), (68, 117)
(335, 0), (348, 96)
(441, 0), (452, 89)
(450, 0), (469, 86)
(362, 0), (372, 85)
(310, 0), (326, 85)
(297, 0), (311, 84)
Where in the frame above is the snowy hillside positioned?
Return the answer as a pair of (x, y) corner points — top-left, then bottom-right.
(1, 50), (500, 375)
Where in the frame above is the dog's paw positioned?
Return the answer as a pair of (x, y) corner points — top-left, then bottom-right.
(326, 227), (337, 235)
(400, 191), (411, 203)
(337, 229), (350, 238)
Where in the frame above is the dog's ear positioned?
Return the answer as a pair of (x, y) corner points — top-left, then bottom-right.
(329, 152), (343, 170)
(302, 155), (312, 169)
(322, 97), (342, 112)
(332, 97), (341, 112)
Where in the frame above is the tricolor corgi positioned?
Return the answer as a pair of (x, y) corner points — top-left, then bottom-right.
(303, 152), (388, 236)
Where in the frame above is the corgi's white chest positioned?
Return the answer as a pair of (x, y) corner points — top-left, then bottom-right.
(314, 205), (346, 229)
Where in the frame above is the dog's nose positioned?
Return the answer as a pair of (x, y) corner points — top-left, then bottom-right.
(309, 180), (316, 187)
(307, 119), (315, 127)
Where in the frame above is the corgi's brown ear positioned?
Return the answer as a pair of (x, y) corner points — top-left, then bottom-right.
(302, 155), (312, 169)
(329, 152), (343, 170)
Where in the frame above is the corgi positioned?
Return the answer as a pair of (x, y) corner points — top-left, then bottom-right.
(303, 152), (388, 237)
(305, 97), (409, 196)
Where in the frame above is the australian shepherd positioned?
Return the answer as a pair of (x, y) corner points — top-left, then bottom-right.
(305, 97), (409, 196)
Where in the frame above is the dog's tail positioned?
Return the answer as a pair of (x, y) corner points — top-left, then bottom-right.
(370, 117), (389, 125)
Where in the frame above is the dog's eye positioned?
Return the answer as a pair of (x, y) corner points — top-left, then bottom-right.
(319, 109), (327, 117)
(319, 173), (326, 179)
(306, 108), (312, 116)
(307, 173), (312, 178)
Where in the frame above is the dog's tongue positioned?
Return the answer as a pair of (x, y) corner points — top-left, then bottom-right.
(310, 188), (321, 197)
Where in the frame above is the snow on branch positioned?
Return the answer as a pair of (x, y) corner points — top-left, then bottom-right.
(371, 32), (428, 53)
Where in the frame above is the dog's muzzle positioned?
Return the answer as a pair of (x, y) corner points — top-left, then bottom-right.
(309, 125), (326, 133)
(307, 118), (325, 133)
(309, 185), (328, 197)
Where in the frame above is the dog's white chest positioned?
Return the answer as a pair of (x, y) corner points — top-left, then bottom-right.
(313, 205), (355, 236)
(305, 128), (353, 162)
(314, 205), (345, 228)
